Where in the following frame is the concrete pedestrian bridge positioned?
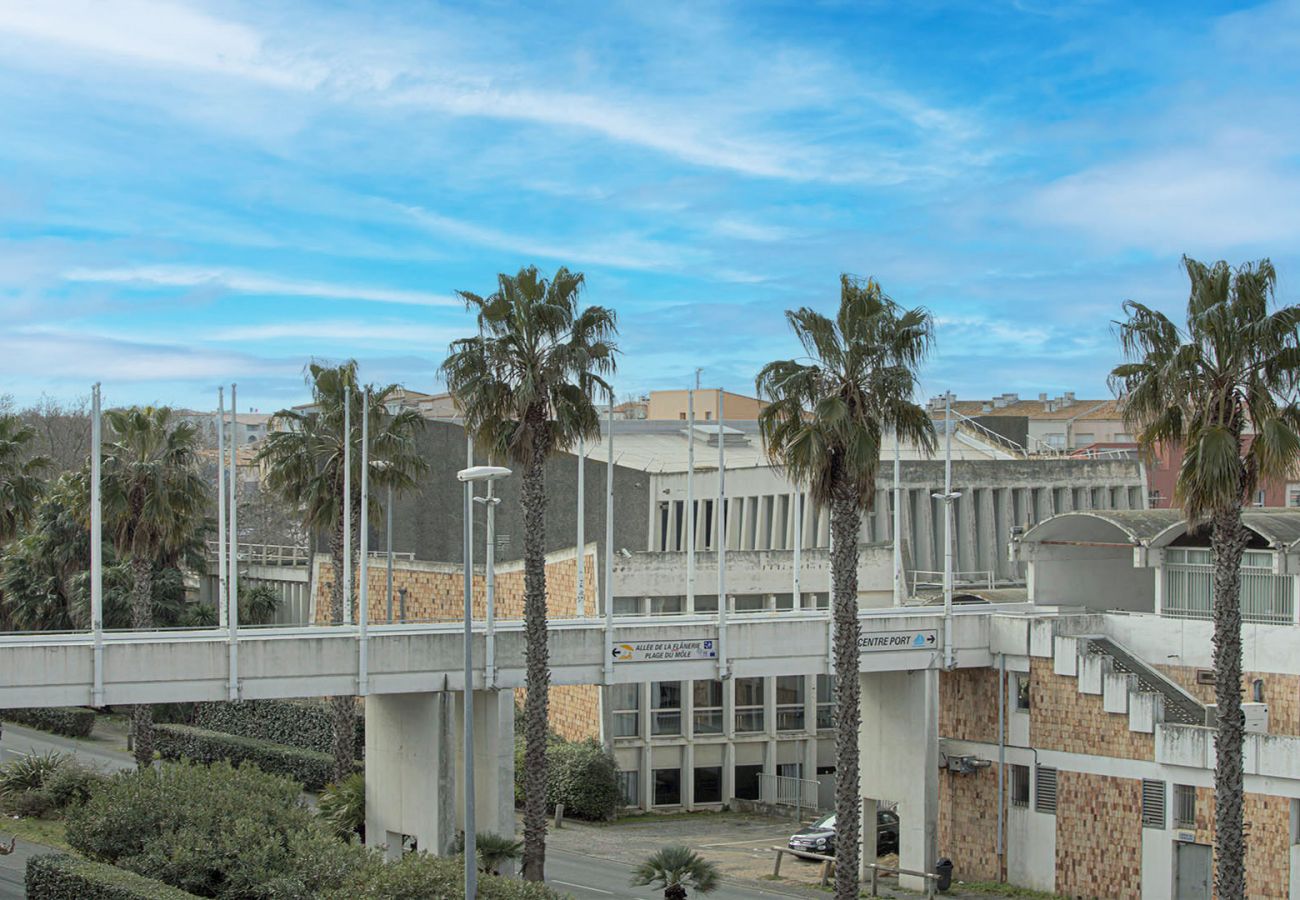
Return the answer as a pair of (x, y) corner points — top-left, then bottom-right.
(0, 604), (1015, 709)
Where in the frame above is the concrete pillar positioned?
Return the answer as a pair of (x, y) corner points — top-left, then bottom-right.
(860, 669), (939, 891)
(959, 489), (978, 574)
(451, 689), (516, 843)
(978, 488), (996, 583)
(916, 489), (935, 575)
(366, 691), (457, 859)
(995, 488), (1014, 582)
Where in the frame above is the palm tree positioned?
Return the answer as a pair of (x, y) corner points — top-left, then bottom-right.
(100, 407), (209, 769)
(632, 845), (721, 900)
(441, 265), (617, 881)
(319, 771), (366, 841)
(0, 414), (48, 543)
(258, 361), (428, 781)
(1110, 257), (1300, 900)
(475, 831), (523, 876)
(756, 275), (936, 900)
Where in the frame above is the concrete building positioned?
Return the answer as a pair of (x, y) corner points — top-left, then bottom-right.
(937, 391), (1128, 454)
(646, 389), (763, 421)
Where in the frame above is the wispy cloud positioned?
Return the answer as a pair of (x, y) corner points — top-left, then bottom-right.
(209, 320), (462, 345)
(62, 266), (457, 307)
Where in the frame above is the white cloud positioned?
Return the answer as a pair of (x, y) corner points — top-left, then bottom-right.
(210, 320), (462, 345)
(710, 217), (796, 243)
(62, 265), (457, 307)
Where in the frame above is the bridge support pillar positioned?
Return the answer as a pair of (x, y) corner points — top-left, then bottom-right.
(452, 688), (517, 851)
(860, 668), (939, 891)
(365, 691), (458, 859)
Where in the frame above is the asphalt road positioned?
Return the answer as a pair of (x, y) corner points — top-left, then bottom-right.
(546, 848), (814, 900)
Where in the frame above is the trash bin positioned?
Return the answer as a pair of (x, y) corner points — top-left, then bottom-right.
(934, 857), (953, 892)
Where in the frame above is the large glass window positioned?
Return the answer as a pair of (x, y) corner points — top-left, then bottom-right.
(692, 680), (723, 735)
(650, 596), (684, 616)
(776, 676), (806, 731)
(611, 684), (640, 738)
(735, 677), (765, 732)
(651, 681), (682, 736)
(734, 764), (762, 800)
(654, 768), (681, 806)
(816, 675), (835, 730)
(694, 766), (722, 804)
(617, 770), (639, 807)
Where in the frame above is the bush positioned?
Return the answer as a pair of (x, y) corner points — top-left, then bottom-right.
(192, 699), (363, 758)
(44, 762), (107, 810)
(65, 760), (317, 897)
(153, 724), (336, 790)
(0, 750), (68, 795)
(26, 853), (200, 899)
(317, 849), (567, 900)
(318, 772), (365, 840)
(2, 707), (96, 738)
(515, 737), (619, 821)
(0, 749), (104, 817)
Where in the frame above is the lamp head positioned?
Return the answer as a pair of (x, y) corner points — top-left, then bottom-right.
(457, 465), (512, 483)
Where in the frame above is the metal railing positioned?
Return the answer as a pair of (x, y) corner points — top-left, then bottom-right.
(758, 773), (820, 815)
(910, 569), (996, 590)
(1162, 549), (1294, 625)
(949, 409), (1063, 458)
(205, 541), (310, 567)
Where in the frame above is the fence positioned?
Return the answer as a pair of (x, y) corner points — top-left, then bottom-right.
(758, 773), (821, 816)
(205, 542), (310, 568)
(1162, 548), (1294, 625)
(909, 569), (996, 590)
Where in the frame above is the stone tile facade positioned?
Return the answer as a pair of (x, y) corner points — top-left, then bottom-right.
(937, 763), (1001, 883)
(1028, 658), (1154, 760)
(544, 684), (601, 742)
(940, 668), (1003, 744)
(1054, 771), (1144, 899)
(1178, 785), (1292, 900)
(1159, 664), (1300, 737)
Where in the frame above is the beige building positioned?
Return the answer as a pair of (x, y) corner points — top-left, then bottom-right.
(646, 389), (764, 422)
(935, 391), (1130, 453)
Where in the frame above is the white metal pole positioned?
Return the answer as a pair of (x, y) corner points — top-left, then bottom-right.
(576, 437), (585, 617)
(603, 397), (615, 684)
(386, 483), (394, 624)
(792, 490), (802, 608)
(462, 442), (477, 900)
(943, 396), (954, 668)
(90, 383), (103, 706)
(228, 384), (239, 700)
(217, 387), (228, 629)
(893, 429), (903, 606)
(358, 389), (370, 696)
(717, 389), (727, 678)
(686, 374), (697, 612)
(343, 388), (352, 625)
(485, 480), (498, 688)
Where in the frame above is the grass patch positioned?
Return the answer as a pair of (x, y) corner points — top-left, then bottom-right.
(956, 882), (1068, 899)
(606, 808), (748, 826)
(0, 815), (70, 850)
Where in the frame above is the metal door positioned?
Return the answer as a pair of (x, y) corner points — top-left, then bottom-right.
(1174, 842), (1211, 900)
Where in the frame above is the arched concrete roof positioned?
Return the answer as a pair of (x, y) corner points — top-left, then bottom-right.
(1022, 508), (1300, 550)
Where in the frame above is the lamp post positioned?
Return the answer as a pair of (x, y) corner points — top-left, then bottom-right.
(456, 463), (511, 900)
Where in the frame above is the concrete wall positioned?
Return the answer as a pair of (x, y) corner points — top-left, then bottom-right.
(1029, 547), (1155, 612)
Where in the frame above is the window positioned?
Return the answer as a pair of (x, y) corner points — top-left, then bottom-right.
(1288, 485), (1300, 508)
(1035, 766), (1057, 814)
(735, 677), (765, 732)
(653, 768), (681, 806)
(1015, 675), (1030, 712)
(1142, 779), (1166, 828)
(1011, 765), (1029, 807)
(692, 681), (723, 735)
(776, 676), (806, 731)
(651, 681), (682, 736)
(1255, 490), (1267, 508)
(1075, 432), (1095, 447)
(816, 675), (835, 729)
(650, 596), (684, 615)
(617, 770), (639, 807)
(1174, 784), (1196, 829)
(613, 596), (641, 616)
(679, 412), (686, 420)
(611, 684), (640, 738)
(734, 764), (762, 800)
(694, 766), (722, 804)
(1044, 433), (1066, 449)
(704, 411), (712, 420)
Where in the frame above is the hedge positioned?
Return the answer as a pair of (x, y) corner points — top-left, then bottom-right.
(516, 737), (620, 821)
(193, 699), (364, 757)
(2, 707), (96, 738)
(153, 724), (336, 790)
(25, 854), (200, 899)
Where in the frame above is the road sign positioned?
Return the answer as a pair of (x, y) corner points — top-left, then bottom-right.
(610, 638), (718, 663)
(857, 629), (939, 652)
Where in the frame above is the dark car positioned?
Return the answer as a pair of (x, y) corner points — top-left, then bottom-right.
(787, 809), (899, 857)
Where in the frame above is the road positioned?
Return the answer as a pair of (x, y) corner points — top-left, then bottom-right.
(547, 848), (815, 899)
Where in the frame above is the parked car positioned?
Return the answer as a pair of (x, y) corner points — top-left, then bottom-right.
(787, 809), (899, 857)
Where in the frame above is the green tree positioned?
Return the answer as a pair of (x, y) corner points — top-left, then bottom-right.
(0, 414), (49, 543)
(1110, 257), (1300, 899)
(632, 845), (720, 900)
(100, 406), (209, 769)
(258, 361), (428, 781)
(756, 275), (936, 900)
(441, 265), (617, 881)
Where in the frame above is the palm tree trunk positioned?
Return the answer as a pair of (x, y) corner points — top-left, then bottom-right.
(328, 511), (356, 783)
(520, 440), (550, 881)
(130, 556), (154, 770)
(1211, 505), (1248, 900)
(829, 478), (863, 900)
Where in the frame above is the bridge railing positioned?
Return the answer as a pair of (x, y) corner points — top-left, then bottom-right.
(758, 773), (821, 816)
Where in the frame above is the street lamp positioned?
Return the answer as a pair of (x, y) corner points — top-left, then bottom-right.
(372, 459), (394, 623)
(456, 463), (511, 899)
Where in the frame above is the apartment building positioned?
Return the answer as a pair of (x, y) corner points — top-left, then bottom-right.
(936, 391), (1128, 454)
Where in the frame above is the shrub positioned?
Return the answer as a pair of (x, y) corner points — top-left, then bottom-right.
(318, 771), (365, 840)
(192, 699), (363, 758)
(26, 853), (200, 899)
(540, 738), (620, 822)
(65, 760), (318, 898)
(43, 762), (107, 810)
(0, 749), (103, 817)
(317, 849), (567, 900)
(2, 707), (96, 738)
(153, 724), (336, 790)
(0, 750), (68, 796)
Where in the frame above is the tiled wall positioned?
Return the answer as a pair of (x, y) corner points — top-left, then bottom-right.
(1028, 658), (1154, 760)
(937, 762), (1001, 883)
(1159, 665), (1300, 737)
(939, 667), (1002, 744)
(1054, 771), (1144, 899)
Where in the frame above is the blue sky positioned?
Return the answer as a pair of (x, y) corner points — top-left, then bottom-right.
(2, 0), (1299, 412)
